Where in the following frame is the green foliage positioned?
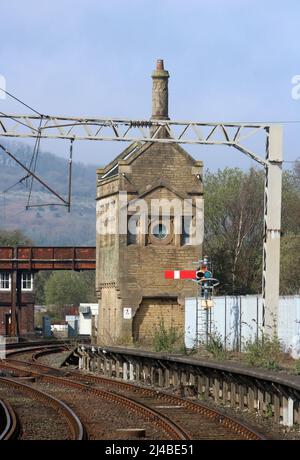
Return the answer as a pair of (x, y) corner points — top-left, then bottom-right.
(44, 270), (96, 320)
(244, 332), (281, 370)
(265, 403), (273, 418)
(34, 271), (52, 304)
(205, 331), (229, 360)
(204, 165), (300, 296)
(293, 360), (300, 376)
(204, 167), (264, 295)
(0, 229), (32, 246)
(280, 235), (300, 295)
(152, 319), (182, 352)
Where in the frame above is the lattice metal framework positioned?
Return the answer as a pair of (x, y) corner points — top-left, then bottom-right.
(0, 114), (270, 164)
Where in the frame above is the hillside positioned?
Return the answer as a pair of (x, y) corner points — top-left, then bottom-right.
(0, 141), (98, 245)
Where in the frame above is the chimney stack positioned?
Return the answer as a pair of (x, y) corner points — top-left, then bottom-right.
(151, 59), (169, 120)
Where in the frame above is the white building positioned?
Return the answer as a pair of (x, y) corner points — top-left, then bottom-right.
(51, 322), (68, 338)
(79, 303), (98, 337)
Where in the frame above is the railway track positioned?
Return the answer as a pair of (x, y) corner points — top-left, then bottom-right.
(0, 344), (267, 440)
(0, 398), (19, 440)
(0, 360), (191, 440)
(0, 375), (86, 440)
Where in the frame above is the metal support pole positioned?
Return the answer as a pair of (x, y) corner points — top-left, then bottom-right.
(195, 287), (199, 346)
(11, 270), (17, 337)
(10, 248), (21, 338)
(262, 125), (283, 333)
(67, 139), (74, 213)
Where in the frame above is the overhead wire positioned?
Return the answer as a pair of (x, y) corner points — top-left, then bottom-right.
(26, 116), (43, 209)
(0, 86), (42, 116)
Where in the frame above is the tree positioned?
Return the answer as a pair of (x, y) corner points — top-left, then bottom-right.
(280, 235), (300, 295)
(34, 270), (52, 304)
(44, 270), (96, 320)
(45, 271), (88, 307)
(204, 168), (264, 295)
(0, 229), (32, 246)
(204, 165), (300, 296)
(279, 161), (300, 294)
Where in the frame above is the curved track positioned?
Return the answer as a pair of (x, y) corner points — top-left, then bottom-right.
(0, 376), (86, 440)
(1, 343), (267, 440)
(0, 399), (19, 440)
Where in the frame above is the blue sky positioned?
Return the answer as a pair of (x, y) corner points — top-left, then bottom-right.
(0, 0), (299, 170)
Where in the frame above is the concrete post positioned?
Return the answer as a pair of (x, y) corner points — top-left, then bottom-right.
(222, 381), (228, 404)
(180, 371), (187, 386)
(103, 358), (108, 376)
(123, 362), (128, 381)
(273, 394), (281, 423)
(189, 373), (195, 387)
(238, 385), (245, 409)
(257, 389), (264, 414)
(204, 376), (209, 400)
(196, 375), (203, 398)
(135, 363), (140, 380)
(164, 369), (170, 387)
(158, 368), (164, 387)
(282, 397), (294, 427)
(150, 367), (155, 384)
(108, 360), (112, 378)
(262, 125), (283, 332)
(248, 387), (255, 411)
(230, 383), (236, 408)
(214, 379), (220, 402)
(173, 370), (179, 387)
(143, 364), (150, 383)
(129, 363), (134, 381)
(115, 359), (120, 378)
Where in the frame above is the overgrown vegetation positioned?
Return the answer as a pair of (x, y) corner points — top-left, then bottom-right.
(293, 360), (300, 376)
(204, 331), (229, 360)
(244, 332), (281, 370)
(153, 319), (183, 352)
(0, 229), (33, 246)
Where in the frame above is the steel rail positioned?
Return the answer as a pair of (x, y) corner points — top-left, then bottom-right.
(0, 376), (86, 440)
(0, 399), (19, 440)
(3, 351), (265, 440)
(0, 361), (190, 440)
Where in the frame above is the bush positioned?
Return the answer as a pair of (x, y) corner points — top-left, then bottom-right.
(293, 360), (300, 375)
(244, 332), (281, 370)
(153, 319), (182, 353)
(205, 331), (229, 360)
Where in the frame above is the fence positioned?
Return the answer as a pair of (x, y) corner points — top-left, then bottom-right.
(185, 295), (300, 357)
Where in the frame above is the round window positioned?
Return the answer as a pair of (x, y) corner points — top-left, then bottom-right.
(152, 223), (168, 240)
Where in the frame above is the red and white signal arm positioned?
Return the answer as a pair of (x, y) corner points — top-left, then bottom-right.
(165, 270), (196, 280)
(123, 307), (132, 319)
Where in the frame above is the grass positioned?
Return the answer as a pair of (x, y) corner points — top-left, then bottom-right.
(152, 318), (183, 353)
(244, 332), (281, 370)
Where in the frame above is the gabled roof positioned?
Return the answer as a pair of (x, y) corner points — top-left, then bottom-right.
(99, 140), (198, 181)
(99, 142), (142, 180)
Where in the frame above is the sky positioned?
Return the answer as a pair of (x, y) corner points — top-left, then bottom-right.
(0, 0), (299, 170)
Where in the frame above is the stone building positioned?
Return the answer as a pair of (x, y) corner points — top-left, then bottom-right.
(96, 60), (203, 345)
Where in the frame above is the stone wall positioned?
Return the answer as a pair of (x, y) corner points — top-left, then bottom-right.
(132, 297), (184, 344)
